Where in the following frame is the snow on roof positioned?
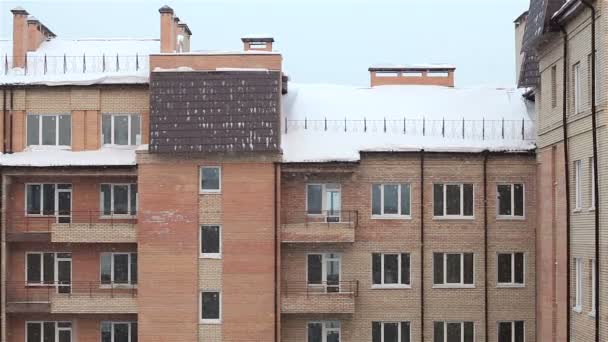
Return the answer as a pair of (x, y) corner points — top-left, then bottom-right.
(29, 38), (159, 57)
(370, 63), (456, 70)
(0, 147), (136, 167)
(281, 83), (535, 162)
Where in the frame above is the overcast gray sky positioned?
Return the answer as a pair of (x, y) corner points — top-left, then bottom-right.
(1, 0), (530, 87)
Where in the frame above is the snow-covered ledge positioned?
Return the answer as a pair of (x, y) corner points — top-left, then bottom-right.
(0, 147), (137, 167)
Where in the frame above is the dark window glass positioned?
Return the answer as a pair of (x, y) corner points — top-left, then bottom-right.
(384, 185), (399, 214)
(446, 322), (461, 342)
(113, 254), (129, 284)
(446, 254), (461, 283)
(43, 184), (55, 215)
(384, 254), (398, 284)
(463, 184), (474, 216)
(114, 116), (129, 145)
(514, 321), (524, 342)
(433, 253), (444, 284)
(101, 184), (111, 216)
(58, 115), (71, 146)
(43, 253), (55, 284)
(131, 115), (141, 145)
(446, 185), (461, 215)
(498, 254), (512, 283)
(401, 254), (410, 285)
(102, 114), (112, 145)
(372, 322), (381, 342)
(433, 184), (444, 216)
(101, 322), (112, 342)
(433, 322), (444, 342)
(498, 184), (512, 215)
(114, 323), (129, 342)
(43, 321), (55, 342)
(27, 184), (42, 215)
(372, 254), (381, 284)
(514, 184), (524, 216)
(307, 254), (322, 284)
(514, 253), (524, 284)
(401, 322), (411, 342)
(130, 254), (138, 284)
(463, 322), (474, 342)
(27, 254), (41, 283)
(100, 253), (112, 284)
(307, 185), (322, 214)
(201, 291), (220, 319)
(42, 116), (57, 145)
(308, 323), (322, 342)
(498, 322), (511, 342)
(113, 185), (129, 215)
(58, 329), (70, 342)
(201, 226), (220, 254)
(27, 115), (40, 146)
(384, 322), (399, 342)
(401, 184), (410, 216)
(201, 167), (220, 191)
(327, 329), (340, 342)
(27, 323), (42, 342)
(130, 184), (138, 215)
(372, 185), (382, 215)
(464, 253), (474, 284)
(131, 323), (138, 342)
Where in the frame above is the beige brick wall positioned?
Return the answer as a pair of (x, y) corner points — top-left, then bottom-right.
(51, 222), (137, 243)
(51, 294), (137, 314)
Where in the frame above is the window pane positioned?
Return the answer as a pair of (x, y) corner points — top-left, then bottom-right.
(201, 167), (220, 191)
(498, 184), (512, 215)
(130, 184), (138, 215)
(114, 116), (129, 145)
(27, 115), (40, 145)
(27, 254), (41, 283)
(27, 184), (42, 215)
(101, 184), (111, 216)
(446, 184), (461, 215)
(114, 323), (129, 342)
(401, 184), (410, 216)
(113, 185), (129, 215)
(401, 322), (411, 342)
(202, 226), (220, 254)
(43, 253), (55, 284)
(27, 323), (42, 342)
(463, 184), (474, 216)
(43, 184), (55, 215)
(113, 254), (129, 284)
(308, 323), (322, 342)
(102, 114), (112, 145)
(497, 254), (512, 283)
(307, 185), (322, 214)
(446, 322), (461, 342)
(384, 254), (399, 284)
(131, 323), (138, 342)
(498, 322), (511, 342)
(372, 184), (381, 215)
(131, 115), (141, 145)
(433, 253), (444, 284)
(463, 322), (474, 342)
(514, 321), (524, 342)
(100, 253), (112, 284)
(43, 321), (55, 342)
(130, 254), (138, 284)
(58, 115), (71, 146)
(327, 330), (340, 342)
(401, 254), (410, 285)
(372, 322), (381, 342)
(446, 254), (461, 283)
(514, 253), (524, 284)
(201, 292), (220, 319)
(433, 322), (444, 342)
(514, 184), (524, 216)
(433, 184), (444, 216)
(41, 116), (57, 145)
(464, 253), (474, 284)
(101, 322), (111, 342)
(384, 323), (399, 342)
(58, 329), (70, 342)
(372, 254), (381, 284)
(307, 255), (322, 284)
(383, 185), (399, 214)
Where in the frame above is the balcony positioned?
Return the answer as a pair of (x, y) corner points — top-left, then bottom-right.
(6, 211), (137, 243)
(5, 281), (138, 314)
(281, 211), (358, 243)
(281, 281), (358, 314)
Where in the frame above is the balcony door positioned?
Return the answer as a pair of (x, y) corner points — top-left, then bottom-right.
(56, 186), (72, 224)
(307, 253), (341, 293)
(56, 254), (72, 294)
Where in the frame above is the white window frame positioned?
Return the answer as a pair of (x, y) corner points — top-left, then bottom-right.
(100, 252), (137, 287)
(200, 166), (222, 193)
(200, 225), (222, 259)
(497, 321), (525, 342)
(371, 183), (411, 219)
(496, 183), (525, 219)
(100, 183), (137, 217)
(574, 257), (582, 312)
(573, 62), (581, 113)
(590, 258), (596, 317)
(573, 161), (582, 211)
(25, 183), (72, 217)
(307, 321), (341, 342)
(589, 157), (596, 210)
(100, 321), (137, 342)
(496, 252), (525, 287)
(434, 253), (475, 288)
(26, 321), (72, 342)
(306, 183), (342, 217)
(434, 321), (475, 342)
(26, 113), (71, 147)
(372, 253), (411, 289)
(433, 183), (474, 219)
(199, 290), (222, 324)
(25, 252), (72, 286)
(373, 321), (410, 342)
(101, 113), (141, 146)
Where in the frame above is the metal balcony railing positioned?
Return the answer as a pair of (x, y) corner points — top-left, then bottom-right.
(2, 54), (148, 76)
(6, 211), (137, 233)
(282, 281), (359, 297)
(5, 281), (138, 303)
(282, 210), (359, 228)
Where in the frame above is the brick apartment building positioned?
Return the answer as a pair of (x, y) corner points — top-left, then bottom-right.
(0, 5), (538, 342)
(519, 0), (606, 341)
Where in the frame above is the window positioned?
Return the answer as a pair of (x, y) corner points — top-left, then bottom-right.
(497, 184), (524, 217)
(307, 253), (341, 292)
(26, 184), (71, 216)
(372, 321), (410, 342)
(102, 114), (141, 146)
(26, 114), (71, 147)
(372, 253), (410, 287)
(433, 253), (474, 287)
(200, 166), (221, 193)
(590, 259), (596, 316)
(200, 291), (221, 323)
(574, 257), (582, 312)
(551, 65), (557, 108)
(308, 321), (341, 342)
(573, 62), (581, 113)
(498, 321), (524, 342)
(497, 253), (525, 286)
(372, 184), (411, 217)
(434, 321), (474, 342)
(27, 321), (72, 342)
(307, 183), (341, 219)
(100, 184), (137, 216)
(100, 252), (137, 285)
(433, 184), (474, 218)
(574, 161), (582, 210)
(589, 157), (596, 209)
(200, 225), (221, 258)
(101, 322), (137, 342)
(26, 252), (71, 285)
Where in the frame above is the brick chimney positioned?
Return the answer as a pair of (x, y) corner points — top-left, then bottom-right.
(369, 65), (456, 87)
(159, 5), (175, 53)
(177, 22), (192, 53)
(241, 36), (274, 52)
(11, 6), (29, 68)
(27, 16), (56, 52)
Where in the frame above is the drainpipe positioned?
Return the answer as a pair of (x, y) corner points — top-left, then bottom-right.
(274, 162), (279, 342)
(483, 151), (489, 342)
(9, 89), (13, 154)
(2, 88), (6, 152)
(419, 150), (425, 342)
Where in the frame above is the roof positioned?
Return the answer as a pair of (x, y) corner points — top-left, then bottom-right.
(369, 64), (455, 72)
(521, 0), (565, 51)
(281, 83), (535, 162)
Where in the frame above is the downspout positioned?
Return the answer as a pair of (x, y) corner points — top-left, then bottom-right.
(419, 150), (425, 342)
(2, 88), (6, 152)
(274, 162), (279, 342)
(483, 151), (489, 342)
(9, 89), (13, 154)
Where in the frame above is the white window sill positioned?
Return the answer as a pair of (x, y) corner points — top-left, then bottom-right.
(200, 254), (222, 260)
(496, 216), (526, 221)
(371, 215), (411, 220)
(432, 284), (475, 289)
(496, 283), (525, 288)
(200, 319), (222, 325)
(588, 207), (596, 212)
(371, 284), (411, 289)
(572, 306), (582, 313)
(101, 144), (138, 149)
(100, 284), (138, 289)
(99, 215), (136, 220)
(588, 311), (596, 318)
(200, 190), (221, 195)
(572, 208), (582, 213)
(433, 216), (475, 221)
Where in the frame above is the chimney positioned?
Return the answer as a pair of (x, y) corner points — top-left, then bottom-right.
(173, 16), (180, 51)
(369, 64), (456, 87)
(177, 22), (192, 53)
(27, 16), (56, 52)
(514, 11), (528, 83)
(159, 5), (175, 53)
(241, 36), (274, 52)
(11, 6), (29, 68)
